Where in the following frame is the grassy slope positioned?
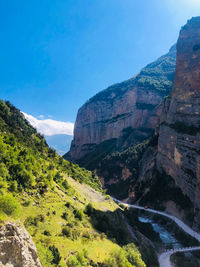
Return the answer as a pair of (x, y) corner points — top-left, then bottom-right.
(17, 178), (121, 266)
(0, 100), (147, 267)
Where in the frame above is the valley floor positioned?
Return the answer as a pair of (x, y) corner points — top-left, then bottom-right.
(112, 198), (200, 267)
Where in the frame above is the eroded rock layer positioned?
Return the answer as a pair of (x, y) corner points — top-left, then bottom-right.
(156, 17), (200, 225)
(67, 46), (176, 162)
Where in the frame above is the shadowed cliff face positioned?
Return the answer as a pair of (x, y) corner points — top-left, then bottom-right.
(156, 17), (200, 227)
(66, 46), (176, 162)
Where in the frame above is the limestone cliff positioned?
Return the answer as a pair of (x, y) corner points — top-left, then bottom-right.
(128, 17), (200, 230)
(66, 46), (176, 162)
(156, 17), (200, 227)
(0, 222), (42, 267)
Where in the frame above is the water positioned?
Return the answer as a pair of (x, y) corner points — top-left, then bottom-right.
(138, 216), (182, 249)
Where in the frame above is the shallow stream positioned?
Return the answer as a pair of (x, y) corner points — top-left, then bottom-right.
(138, 216), (182, 249)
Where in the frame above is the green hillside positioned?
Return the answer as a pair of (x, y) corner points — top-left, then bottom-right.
(0, 100), (152, 266)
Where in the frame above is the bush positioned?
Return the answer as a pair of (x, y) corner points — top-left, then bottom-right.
(73, 209), (83, 221)
(24, 214), (45, 227)
(49, 245), (61, 265)
(67, 256), (81, 267)
(9, 181), (18, 192)
(84, 203), (94, 216)
(67, 250), (90, 267)
(22, 199), (31, 207)
(103, 250), (132, 267)
(61, 212), (68, 220)
(37, 214), (45, 222)
(62, 226), (81, 240)
(0, 194), (20, 216)
(43, 230), (51, 236)
(62, 226), (71, 237)
(102, 245), (146, 267)
(62, 180), (70, 190)
(24, 216), (38, 227)
(65, 201), (71, 208)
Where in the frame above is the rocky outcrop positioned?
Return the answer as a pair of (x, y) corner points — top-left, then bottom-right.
(66, 46), (176, 162)
(156, 17), (200, 227)
(0, 222), (42, 267)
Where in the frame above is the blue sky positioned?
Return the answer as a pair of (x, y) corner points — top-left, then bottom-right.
(0, 0), (200, 131)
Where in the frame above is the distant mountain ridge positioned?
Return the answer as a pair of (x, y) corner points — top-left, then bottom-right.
(45, 134), (73, 155)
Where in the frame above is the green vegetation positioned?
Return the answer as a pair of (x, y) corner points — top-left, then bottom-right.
(0, 100), (102, 193)
(136, 45), (176, 94)
(49, 245), (62, 265)
(0, 99), (147, 266)
(102, 244), (146, 267)
(86, 44), (176, 106)
(0, 194), (20, 216)
(78, 138), (118, 169)
(98, 139), (150, 198)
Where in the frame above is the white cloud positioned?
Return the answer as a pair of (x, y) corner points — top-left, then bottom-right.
(38, 115), (45, 119)
(22, 112), (74, 136)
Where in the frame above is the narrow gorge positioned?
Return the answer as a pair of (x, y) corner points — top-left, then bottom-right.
(67, 17), (200, 231)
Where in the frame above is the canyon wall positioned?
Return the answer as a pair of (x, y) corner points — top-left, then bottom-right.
(156, 17), (200, 223)
(67, 46), (176, 162)
(66, 17), (200, 229)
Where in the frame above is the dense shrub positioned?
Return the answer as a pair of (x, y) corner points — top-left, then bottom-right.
(62, 226), (71, 237)
(84, 203), (94, 216)
(65, 201), (71, 208)
(0, 99), (103, 194)
(0, 194), (20, 216)
(102, 244), (146, 267)
(67, 250), (90, 267)
(43, 230), (51, 236)
(73, 209), (83, 221)
(61, 212), (68, 220)
(49, 245), (61, 265)
(24, 214), (45, 227)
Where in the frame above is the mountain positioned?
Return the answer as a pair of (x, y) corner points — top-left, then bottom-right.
(100, 17), (200, 231)
(66, 45), (176, 164)
(65, 43), (176, 197)
(67, 17), (200, 232)
(45, 134), (73, 155)
(0, 100), (154, 267)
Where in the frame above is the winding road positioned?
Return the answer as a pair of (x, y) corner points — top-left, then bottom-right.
(112, 197), (200, 267)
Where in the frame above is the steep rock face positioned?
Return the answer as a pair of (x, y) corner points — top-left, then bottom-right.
(0, 222), (42, 267)
(156, 17), (200, 226)
(67, 46), (176, 161)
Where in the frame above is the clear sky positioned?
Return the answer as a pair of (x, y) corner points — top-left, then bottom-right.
(0, 0), (200, 129)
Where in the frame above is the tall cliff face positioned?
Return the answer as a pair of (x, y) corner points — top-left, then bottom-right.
(156, 17), (200, 223)
(67, 46), (176, 162)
